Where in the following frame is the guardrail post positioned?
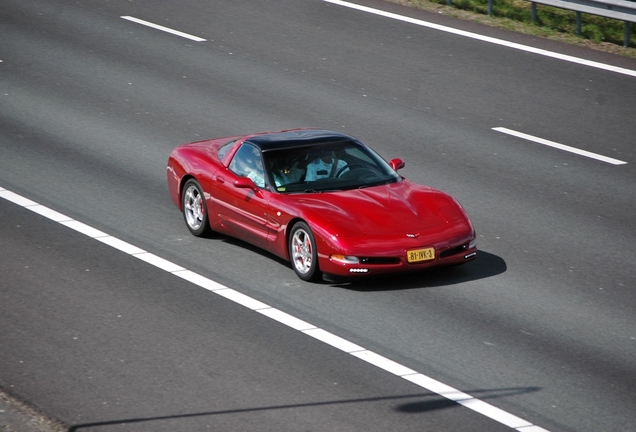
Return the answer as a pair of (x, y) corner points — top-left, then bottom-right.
(525, 0), (636, 48)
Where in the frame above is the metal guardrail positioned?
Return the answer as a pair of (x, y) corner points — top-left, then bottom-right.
(528, 0), (636, 46)
(445, 0), (636, 47)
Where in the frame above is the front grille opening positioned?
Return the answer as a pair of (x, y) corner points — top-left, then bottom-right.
(360, 257), (401, 265)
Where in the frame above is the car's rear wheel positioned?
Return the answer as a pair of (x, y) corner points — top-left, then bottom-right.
(289, 222), (320, 281)
(182, 179), (212, 237)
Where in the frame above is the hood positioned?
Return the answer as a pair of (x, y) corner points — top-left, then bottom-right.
(289, 180), (463, 237)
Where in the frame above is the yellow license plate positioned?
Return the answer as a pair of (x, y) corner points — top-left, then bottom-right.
(407, 247), (435, 263)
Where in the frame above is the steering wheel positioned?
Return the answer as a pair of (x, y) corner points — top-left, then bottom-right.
(335, 163), (364, 178)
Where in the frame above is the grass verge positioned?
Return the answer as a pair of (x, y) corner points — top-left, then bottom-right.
(386, 0), (636, 58)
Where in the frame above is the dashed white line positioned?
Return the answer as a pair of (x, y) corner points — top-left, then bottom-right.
(322, 0), (636, 78)
(0, 185), (550, 432)
(120, 16), (206, 42)
(493, 127), (628, 165)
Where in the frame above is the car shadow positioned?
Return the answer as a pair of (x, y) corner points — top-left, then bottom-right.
(328, 251), (506, 291)
(210, 235), (505, 291)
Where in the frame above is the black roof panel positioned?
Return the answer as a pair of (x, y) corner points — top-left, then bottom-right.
(244, 129), (356, 151)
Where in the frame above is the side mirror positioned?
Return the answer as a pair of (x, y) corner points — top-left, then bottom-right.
(390, 158), (405, 171)
(234, 176), (257, 190)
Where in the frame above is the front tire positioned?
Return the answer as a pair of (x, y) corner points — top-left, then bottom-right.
(182, 179), (212, 237)
(289, 222), (321, 281)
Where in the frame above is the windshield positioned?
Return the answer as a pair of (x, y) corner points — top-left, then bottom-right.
(262, 140), (401, 193)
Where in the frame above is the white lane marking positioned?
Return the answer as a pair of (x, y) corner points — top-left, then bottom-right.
(302, 328), (366, 352)
(403, 374), (473, 401)
(173, 269), (228, 291)
(460, 398), (539, 429)
(96, 236), (146, 255)
(0, 185), (550, 432)
(322, 0), (636, 78)
(120, 16), (206, 42)
(133, 252), (186, 272)
(214, 287), (271, 310)
(28, 205), (72, 222)
(493, 127), (628, 165)
(350, 350), (418, 376)
(60, 220), (109, 238)
(257, 308), (317, 331)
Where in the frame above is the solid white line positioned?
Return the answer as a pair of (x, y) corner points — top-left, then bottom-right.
(60, 220), (109, 238)
(257, 308), (317, 331)
(120, 16), (206, 42)
(403, 374), (473, 401)
(213, 288), (271, 310)
(350, 350), (419, 376)
(461, 398), (537, 429)
(96, 236), (146, 255)
(132, 252), (186, 272)
(493, 127), (628, 165)
(0, 185), (550, 432)
(0, 190), (37, 206)
(322, 0), (636, 78)
(302, 328), (366, 352)
(28, 205), (72, 222)
(172, 269), (228, 291)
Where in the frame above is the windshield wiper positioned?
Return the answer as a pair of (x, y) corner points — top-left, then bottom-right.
(304, 188), (342, 193)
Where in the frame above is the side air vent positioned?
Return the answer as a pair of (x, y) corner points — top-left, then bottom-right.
(439, 244), (468, 259)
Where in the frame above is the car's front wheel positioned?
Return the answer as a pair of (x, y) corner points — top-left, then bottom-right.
(182, 179), (212, 237)
(289, 222), (320, 281)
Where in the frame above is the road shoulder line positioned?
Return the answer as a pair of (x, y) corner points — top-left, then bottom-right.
(0, 185), (550, 432)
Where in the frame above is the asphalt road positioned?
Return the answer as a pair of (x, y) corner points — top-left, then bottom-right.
(1, 0), (635, 431)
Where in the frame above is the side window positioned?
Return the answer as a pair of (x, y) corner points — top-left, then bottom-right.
(228, 144), (265, 188)
(218, 139), (238, 164)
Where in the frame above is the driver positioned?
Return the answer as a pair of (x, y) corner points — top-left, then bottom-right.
(304, 152), (348, 181)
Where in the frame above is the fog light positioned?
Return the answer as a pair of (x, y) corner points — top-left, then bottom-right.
(330, 255), (360, 265)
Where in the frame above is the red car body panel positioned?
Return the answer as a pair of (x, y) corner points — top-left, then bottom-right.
(167, 130), (476, 279)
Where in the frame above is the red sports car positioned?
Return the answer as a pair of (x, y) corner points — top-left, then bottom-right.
(167, 129), (476, 281)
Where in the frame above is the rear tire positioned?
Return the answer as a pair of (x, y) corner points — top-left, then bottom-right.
(289, 222), (321, 281)
(182, 179), (212, 237)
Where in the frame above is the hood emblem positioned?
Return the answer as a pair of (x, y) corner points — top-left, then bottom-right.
(406, 233), (420, 238)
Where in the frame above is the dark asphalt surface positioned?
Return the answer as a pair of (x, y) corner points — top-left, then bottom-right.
(2, 0), (635, 431)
